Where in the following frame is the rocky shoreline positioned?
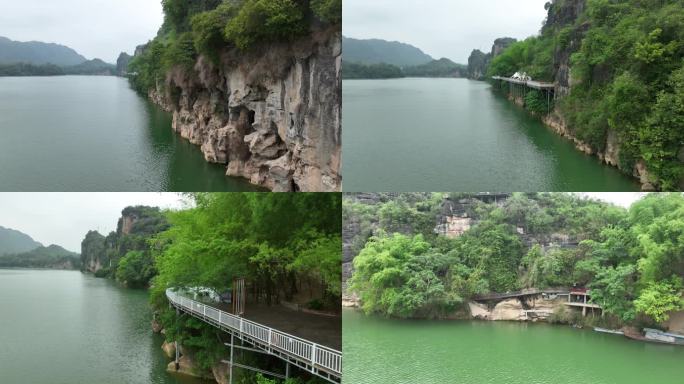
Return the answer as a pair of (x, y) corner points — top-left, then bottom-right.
(541, 111), (655, 191)
(152, 318), (228, 384)
(345, 296), (684, 342)
(503, 92), (649, 190)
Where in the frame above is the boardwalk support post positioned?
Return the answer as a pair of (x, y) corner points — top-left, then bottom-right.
(175, 341), (179, 370)
(229, 333), (234, 384)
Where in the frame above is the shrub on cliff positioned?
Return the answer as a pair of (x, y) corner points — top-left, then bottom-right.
(224, 0), (308, 50)
(116, 250), (156, 288)
(130, 0), (340, 97)
(190, 2), (237, 60)
(524, 90), (551, 115)
(161, 32), (197, 71)
(311, 0), (342, 23)
(486, 36), (554, 81)
(641, 64), (684, 190)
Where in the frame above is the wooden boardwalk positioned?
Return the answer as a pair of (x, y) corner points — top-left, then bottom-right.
(167, 289), (342, 383)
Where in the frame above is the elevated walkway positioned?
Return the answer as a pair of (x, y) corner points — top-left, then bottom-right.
(473, 288), (569, 302)
(492, 76), (555, 90)
(166, 289), (342, 383)
(491, 76), (556, 112)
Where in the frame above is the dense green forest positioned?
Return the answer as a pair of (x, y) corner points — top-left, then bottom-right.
(128, 0), (341, 93)
(0, 245), (80, 269)
(346, 193), (684, 327)
(342, 58), (467, 79)
(486, 0), (684, 190)
(342, 61), (404, 79)
(0, 60), (117, 76)
(149, 193), (340, 382)
(79, 193), (340, 382)
(0, 63), (65, 76)
(402, 58), (467, 78)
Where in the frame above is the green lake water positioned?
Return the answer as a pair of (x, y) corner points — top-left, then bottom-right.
(342, 78), (640, 192)
(343, 309), (684, 384)
(0, 76), (259, 191)
(0, 269), (208, 384)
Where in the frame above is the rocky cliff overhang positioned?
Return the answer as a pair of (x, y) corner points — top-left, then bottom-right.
(149, 26), (341, 192)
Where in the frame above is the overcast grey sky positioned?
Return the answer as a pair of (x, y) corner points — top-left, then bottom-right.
(0, 193), (188, 252)
(0, 0), (163, 63)
(343, 0), (549, 63)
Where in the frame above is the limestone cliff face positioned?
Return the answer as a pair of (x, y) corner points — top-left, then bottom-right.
(469, 296), (562, 321)
(116, 52), (131, 76)
(343, 194), (512, 298)
(467, 49), (489, 80)
(81, 230), (106, 273)
(148, 27), (341, 192)
(467, 37), (517, 80)
(544, 0), (587, 97)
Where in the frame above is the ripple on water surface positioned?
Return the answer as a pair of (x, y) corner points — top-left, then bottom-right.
(0, 76), (260, 191)
(342, 78), (639, 192)
(0, 269), (207, 384)
(343, 309), (684, 384)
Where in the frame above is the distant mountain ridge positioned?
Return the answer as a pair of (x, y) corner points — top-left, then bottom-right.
(343, 36), (434, 67)
(0, 244), (81, 270)
(0, 36), (87, 66)
(343, 57), (467, 80)
(0, 226), (42, 255)
(0, 36), (117, 76)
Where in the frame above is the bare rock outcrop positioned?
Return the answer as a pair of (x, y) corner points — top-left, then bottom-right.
(166, 355), (213, 380)
(149, 27), (341, 192)
(161, 341), (176, 359)
(469, 296), (562, 321)
(212, 362), (231, 384)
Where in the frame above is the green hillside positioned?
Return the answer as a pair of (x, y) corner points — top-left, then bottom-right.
(342, 36), (433, 66)
(0, 36), (86, 66)
(0, 226), (42, 255)
(0, 244), (80, 269)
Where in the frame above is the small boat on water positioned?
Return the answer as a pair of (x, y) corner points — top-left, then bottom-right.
(594, 327), (624, 335)
(624, 327), (684, 346)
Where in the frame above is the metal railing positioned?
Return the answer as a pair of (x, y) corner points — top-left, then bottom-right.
(492, 76), (556, 90)
(166, 289), (342, 382)
(473, 288), (570, 301)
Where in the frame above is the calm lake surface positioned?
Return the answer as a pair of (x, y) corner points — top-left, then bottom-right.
(0, 269), (207, 384)
(0, 76), (259, 191)
(343, 78), (639, 191)
(343, 309), (684, 384)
